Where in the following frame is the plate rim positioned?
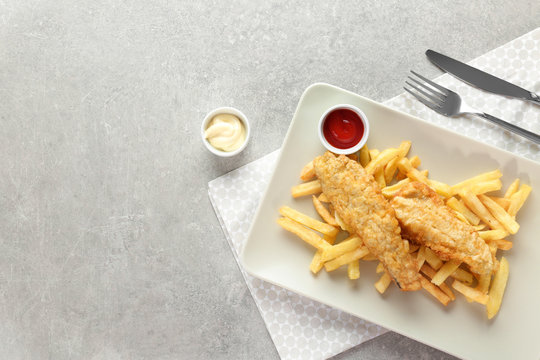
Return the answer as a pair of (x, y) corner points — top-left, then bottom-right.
(240, 82), (540, 360)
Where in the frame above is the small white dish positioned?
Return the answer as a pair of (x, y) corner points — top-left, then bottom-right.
(201, 107), (250, 157)
(318, 103), (370, 155)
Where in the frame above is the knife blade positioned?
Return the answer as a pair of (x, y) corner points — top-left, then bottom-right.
(426, 49), (540, 105)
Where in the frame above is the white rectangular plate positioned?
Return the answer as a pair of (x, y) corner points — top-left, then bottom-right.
(241, 83), (540, 360)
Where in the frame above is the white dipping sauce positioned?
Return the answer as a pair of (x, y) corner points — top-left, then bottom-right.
(204, 114), (246, 152)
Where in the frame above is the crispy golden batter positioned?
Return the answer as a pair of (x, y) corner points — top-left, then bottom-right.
(391, 181), (496, 276)
(313, 152), (421, 291)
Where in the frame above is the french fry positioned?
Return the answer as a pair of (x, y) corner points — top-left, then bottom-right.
(424, 247), (443, 270)
(431, 260), (461, 286)
(310, 250), (324, 274)
(376, 262), (385, 274)
(374, 167), (386, 187)
(359, 145), (370, 167)
(324, 247), (369, 271)
(323, 234), (336, 245)
(396, 155), (421, 180)
(410, 155), (421, 168)
(453, 211), (470, 224)
(507, 184), (532, 217)
(384, 141), (411, 183)
(478, 229), (508, 241)
(279, 206), (339, 237)
(398, 140), (412, 156)
(384, 157), (399, 184)
(421, 169), (429, 177)
(398, 158), (451, 197)
(365, 148), (400, 175)
(451, 169), (502, 195)
(416, 245), (426, 270)
(291, 180), (322, 198)
(420, 275), (451, 306)
(446, 197), (481, 225)
(469, 179), (502, 195)
(348, 260), (360, 280)
(277, 217), (330, 250)
(487, 238), (513, 251)
(420, 264), (455, 301)
(312, 196), (338, 226)
(408, 244), (420, 253)
(476, 274), (491, 294)
(318, 193), (329, 202)
(402, 239), (410, 253)
(334, 212), (350, 232)
(452, 280), (489, 305)
(439, 283), (456, 301)
(374, 272), (392, 294)
(487, 257), (509, 319)
(300, 161), (316, 181)
(488, 242), (498, 258)
(398, 157), (428, 183)
(405, 169), (429, 185)
(382, 178), (411, 197)
(504, 178), (520, 199)
(427, 179), (453, 198)
(460, 190), (505, 230)
(419, 263), (435, 277)
(472, 224), (486, 231)
(362, 253), (378, 261)
(478, 194), (519, 234)
(369, 149), (380, 160)
(451, 268), (474, 285)
(321, 236), (362, 262)
(488, 196), (511, 211)
(410, 155), (422, 169)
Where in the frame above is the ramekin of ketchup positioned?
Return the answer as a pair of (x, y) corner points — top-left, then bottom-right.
(318, 104), (370, 155)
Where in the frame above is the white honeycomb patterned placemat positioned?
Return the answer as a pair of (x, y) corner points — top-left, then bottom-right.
(208, 27), (539, 360)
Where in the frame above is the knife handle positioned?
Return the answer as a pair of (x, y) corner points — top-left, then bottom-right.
(477, 113), (540, 144)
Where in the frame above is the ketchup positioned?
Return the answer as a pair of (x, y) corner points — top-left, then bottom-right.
(322, 108), (364, 149)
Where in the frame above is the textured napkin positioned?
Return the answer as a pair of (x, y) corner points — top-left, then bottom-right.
(208, 27), (540, 360)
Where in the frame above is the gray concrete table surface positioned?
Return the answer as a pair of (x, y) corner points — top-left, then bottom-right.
(0, 0), (538, 359)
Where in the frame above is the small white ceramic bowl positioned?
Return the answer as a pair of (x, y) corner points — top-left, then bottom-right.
(318, 104), (370, 155)
(201, 107), (251, 157)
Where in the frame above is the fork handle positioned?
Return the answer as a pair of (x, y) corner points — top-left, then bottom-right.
(476, 113), (540, 144)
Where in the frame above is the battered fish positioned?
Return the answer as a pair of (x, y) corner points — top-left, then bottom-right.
(313, 152), (421, 291)
(391, 181), (495, 276)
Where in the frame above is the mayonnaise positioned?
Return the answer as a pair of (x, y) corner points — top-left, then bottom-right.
(204, 114), (246, 152)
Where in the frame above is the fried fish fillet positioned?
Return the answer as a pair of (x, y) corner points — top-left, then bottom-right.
(313, 152), (421, 291)
(391, 181), (495, 276)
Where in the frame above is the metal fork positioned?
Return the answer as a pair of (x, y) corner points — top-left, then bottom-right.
(404, 71), (540, 144)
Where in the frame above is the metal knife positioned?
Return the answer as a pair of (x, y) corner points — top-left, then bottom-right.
(426, 49), (540, 106)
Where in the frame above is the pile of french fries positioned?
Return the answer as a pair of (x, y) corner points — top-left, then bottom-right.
(277, 141), (531, 319)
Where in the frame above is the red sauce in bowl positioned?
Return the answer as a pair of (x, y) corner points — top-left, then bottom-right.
(322, 108), (365, 149)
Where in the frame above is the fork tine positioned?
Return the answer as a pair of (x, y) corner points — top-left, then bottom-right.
(403, 87), (441, 111)
(410, 70), (450, 95)
(405, 80), (444, 106)
(407, 76), (446, 101)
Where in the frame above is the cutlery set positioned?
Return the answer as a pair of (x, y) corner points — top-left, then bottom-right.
(405, 50), (540, 144)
